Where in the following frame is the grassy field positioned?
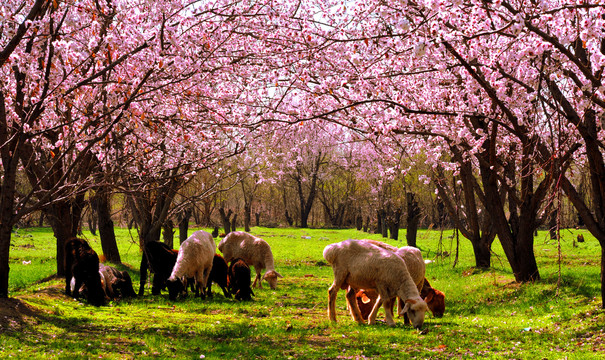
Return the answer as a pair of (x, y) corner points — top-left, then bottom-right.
(2, 226), (605, 359)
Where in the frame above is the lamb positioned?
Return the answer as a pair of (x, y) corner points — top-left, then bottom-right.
(421, 277), (445, 318)
(65, 238), (106, 306)
(218, 231), (283, 289)
(99, 264), (137, 299)
(228, 258), (254, 301)
(205, 254), (231, 298)
(323, 239), (429, 328)
(166, 230), (215, 301)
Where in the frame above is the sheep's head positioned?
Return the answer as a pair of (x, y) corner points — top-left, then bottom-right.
(166, 278), (185, 301)
(424, 288), (445, 318)
(400, 298), (429, 329)
(355, 289), (379, 321)
(263, 270), (283, 289)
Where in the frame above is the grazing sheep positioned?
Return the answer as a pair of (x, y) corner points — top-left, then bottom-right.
(228, 258), (254, 301)
(64, 238), (106, 306)
(360, 241), (446, 319)
(354, 288), (379, 321)
(218, 231), (283, 289)
(355, 276), (445, 321)
(99, 264), (137, 299)
(206, 254), (231, 298)
(139, 241), (178, 296)
(421, 278), (445, 318)
(166, 230), (215, 301)
(323, 239), (428, 328)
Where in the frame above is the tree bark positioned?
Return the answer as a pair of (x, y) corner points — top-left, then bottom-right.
(219, 207), (233, 235)
(178, 208), (191, 244)
(45, 201), (74, 277)
(163, 219), (174, 248)
(71, 193), (86, 236)
(94, 186), (121, 263)
(389, 207), (402, 241)
(406, 193), (420, 247)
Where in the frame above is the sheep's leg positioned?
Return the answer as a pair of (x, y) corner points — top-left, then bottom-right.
(368, 295), (383, 325)
(220, 285), (231, 298)
(327, 283), (339, 322)
(72, 276), (83, 298)
(397, 297), (404, 318)
(345, 287), (365, 324)
(252, 269), (262, 289)
(383, 297), (396, 327)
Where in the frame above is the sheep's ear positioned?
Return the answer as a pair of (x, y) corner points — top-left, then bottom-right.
(276, 272), (283, 278)
(402, 301), (410, 315)
(424, 290), (434, 303)
(360, 293), (371, 304)
(405, 299), (417, 305)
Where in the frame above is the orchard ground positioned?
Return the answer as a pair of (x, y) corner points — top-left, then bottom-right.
(2, 226), (605, 359)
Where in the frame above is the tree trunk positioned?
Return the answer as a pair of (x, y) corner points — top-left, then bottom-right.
(88, 211), (97, 236)
(178, 208), (191, 244)
(255, 212), (261, 227)
(471, 237), (492, 268)
(389, 207), (402, 241)
(163, 219), (174, 248)
(244, 201), (252, 232)
(0, 136), (18, 297)
(406, 193), (421, 247)
(0, 223), (12, 298)
(285, 209), (293, 226)
(231, 213), (238, 233)
(71, 193), (86, 236)
(95, 186), (121, 263)
(38, 212), (44, 227)
(46, 201), (73, 277)
(219, 207), (233, 235)
(381, 209), (388, 238)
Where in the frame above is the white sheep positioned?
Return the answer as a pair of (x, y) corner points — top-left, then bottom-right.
(323, 239), (429, 328)
(166, 230), (216, 300)
(362, 240), (425, 290)
(360, 240), (445, 319)
(218, 231), (283, 289)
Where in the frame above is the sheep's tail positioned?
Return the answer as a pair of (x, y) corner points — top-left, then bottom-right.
(322, 243), (338, 264)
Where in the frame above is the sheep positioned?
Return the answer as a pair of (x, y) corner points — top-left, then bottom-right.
(421, 277), (445, 318)
(166, 230), (215, 301)
(139, 241), (178, 296)
(355, 276), (445, 321)
(99, 264), (137, 299)
(360, 241), (446, 319)
(218, 231), (283, 289)
(228, 258), (254, 301)
(205, 254), (231, 298)
(323, 239), (429, 328)
(65, 238), (106, 306)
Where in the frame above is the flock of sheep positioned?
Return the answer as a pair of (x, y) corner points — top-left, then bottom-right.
(64, 230), (445, 329)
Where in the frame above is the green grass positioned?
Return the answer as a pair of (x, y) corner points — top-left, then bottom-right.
(2, 226), (605, 359)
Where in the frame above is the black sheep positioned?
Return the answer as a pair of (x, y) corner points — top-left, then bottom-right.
(65, 238), (106, 306)
(228, 258), (254, 301)
(205, 254), (231, 298)
(139, 241), (178, 296)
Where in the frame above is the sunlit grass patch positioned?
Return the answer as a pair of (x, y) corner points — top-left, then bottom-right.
(3, 226), (605, 359)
